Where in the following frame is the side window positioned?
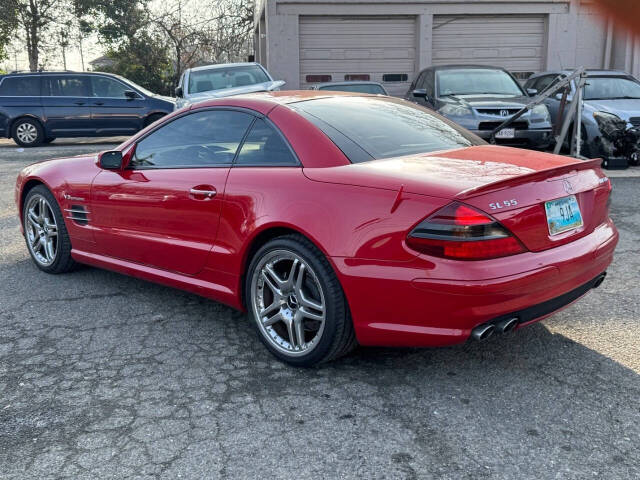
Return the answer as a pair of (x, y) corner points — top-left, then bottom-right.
(91, 76), (132, 98)
(130, 109), (254, 169)
(0, 76), (40, 96)
(236, 118), (298, 166)
(44, 76), (90, 97)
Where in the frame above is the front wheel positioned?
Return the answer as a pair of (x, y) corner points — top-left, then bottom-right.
(246, 234), (356, 366)
(23, 185), (77, 273)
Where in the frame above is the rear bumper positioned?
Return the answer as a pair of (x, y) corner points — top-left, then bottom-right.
(333, 220), (618, 347)
(472, 128), (553, 148)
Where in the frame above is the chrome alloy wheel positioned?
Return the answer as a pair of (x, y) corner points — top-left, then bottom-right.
(16, 122), (38, 144)
(251, 250), (326, 356)
(25, 194), (58, 266)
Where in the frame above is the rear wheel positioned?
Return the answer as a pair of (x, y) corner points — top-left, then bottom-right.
(12, 118), (44, 147)
(23, 185), (76, 274)
(246, 234), (356, 366)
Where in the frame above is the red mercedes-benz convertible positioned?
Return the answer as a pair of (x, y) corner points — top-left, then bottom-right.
(15, 92), (618, 366)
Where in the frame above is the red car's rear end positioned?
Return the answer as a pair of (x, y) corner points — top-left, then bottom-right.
(307, 145), (617, 347)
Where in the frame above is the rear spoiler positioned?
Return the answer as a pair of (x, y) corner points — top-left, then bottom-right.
(456, 157), (603, 199)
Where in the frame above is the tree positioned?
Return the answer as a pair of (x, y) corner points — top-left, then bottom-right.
(0, 0), (70, 71)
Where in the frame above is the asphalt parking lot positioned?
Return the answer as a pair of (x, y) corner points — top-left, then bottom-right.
(0, 138), (638, 479)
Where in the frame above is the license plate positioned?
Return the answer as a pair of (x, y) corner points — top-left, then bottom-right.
(545, 195), (583, 236)
(495, 128), (515, 139)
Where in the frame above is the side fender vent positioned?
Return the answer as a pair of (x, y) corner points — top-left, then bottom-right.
(65, 205), (89, 226)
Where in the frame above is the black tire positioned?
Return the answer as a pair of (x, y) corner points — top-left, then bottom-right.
(23, 185), (77, 274)
(145, 113), (165, 127)
(12, 117), (44, 147)
(246, 234), (357, 367)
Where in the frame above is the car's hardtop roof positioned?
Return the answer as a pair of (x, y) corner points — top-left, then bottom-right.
(2, 70), (121, 76)
(186, 62), (264, 73)
(188, 90), (384, 114)
(427, 64), (511, 72)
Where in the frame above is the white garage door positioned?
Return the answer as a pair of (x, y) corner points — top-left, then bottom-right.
(432, 15), (547, 77)
(299, 16), (416, 96)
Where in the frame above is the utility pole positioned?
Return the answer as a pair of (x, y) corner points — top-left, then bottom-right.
(78, 39), (85, 71)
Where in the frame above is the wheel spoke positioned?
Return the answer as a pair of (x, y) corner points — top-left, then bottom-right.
(38, 198), (46, 220)
(261, 269), (282, 296)
(45, 239), (55, 261)
(298, 290), (323, 312)
(284, 258), (299, 289)
(27, 212), (39, 229)
(284, 318), (298, 349)
(264, 264), (286, 289)
(299, 307), (323, 322)
(31, 235), (41, 251)
(259, 301), (280, 318)
(293, 311), (306, 349)
(262, 310), (283, 327)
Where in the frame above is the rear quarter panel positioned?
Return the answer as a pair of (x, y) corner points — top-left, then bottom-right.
(0, 96), (45, 138)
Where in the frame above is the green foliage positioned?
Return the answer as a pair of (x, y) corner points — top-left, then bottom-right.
(99, 34), (173, 95)
(0, 0), (20, 62)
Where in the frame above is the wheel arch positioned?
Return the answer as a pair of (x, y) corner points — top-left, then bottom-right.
(238, 224), (334, 310)
(19, 178), (48, 224)
(144, 111), (168, 127)
(10, 114), (45, 136)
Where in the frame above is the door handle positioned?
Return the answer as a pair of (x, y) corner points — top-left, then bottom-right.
(94, 102), (104, 106)
(189, 187), (217, 199)
(74, 101), (85, 105)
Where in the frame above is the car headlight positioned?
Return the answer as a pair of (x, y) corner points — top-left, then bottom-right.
(593, 111), (622, 123)
(438, 103), (472, 116)
(531, 104), (550, 123)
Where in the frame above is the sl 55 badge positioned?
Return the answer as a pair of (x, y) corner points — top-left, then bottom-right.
(489, 199), (518, 210)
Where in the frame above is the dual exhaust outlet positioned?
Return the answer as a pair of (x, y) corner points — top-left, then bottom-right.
(471, 272), (607, 342)
(471, 317), (518, 341)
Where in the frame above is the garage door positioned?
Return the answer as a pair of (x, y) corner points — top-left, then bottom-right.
(432, 15), (546, 77)
(299, 16), (416, 96)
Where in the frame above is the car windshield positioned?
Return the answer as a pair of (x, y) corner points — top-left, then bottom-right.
(110, 74), (155, 97)
(436, 69), (524, 97)
(584, 76), (640, 100)
(319, 84), (386, 95)
(188, 65), (270, 94)
(291, 97), (482, 162)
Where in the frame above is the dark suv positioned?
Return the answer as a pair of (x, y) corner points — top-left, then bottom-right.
(0, 72), (174, 147)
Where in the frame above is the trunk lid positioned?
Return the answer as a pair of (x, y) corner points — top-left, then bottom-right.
(304, 145), (611, 252)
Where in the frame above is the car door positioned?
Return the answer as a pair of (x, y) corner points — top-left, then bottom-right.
(41, 75), (93, 136)
(90, 108), (255, 275)
(89, 75), (146, 135)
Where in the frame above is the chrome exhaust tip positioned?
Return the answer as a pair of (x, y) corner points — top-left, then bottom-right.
(496, 317), (519, 334)
(593, 272), (607, 289)
(471, 324), (495, 341)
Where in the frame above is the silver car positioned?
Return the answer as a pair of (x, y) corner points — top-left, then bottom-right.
(525, 69), (640, 164)
(405, 65), (553, 149)
(309, 81), (388, 95)
(174, 62), (285, 110)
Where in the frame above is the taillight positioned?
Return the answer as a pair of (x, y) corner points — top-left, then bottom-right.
(406, 202), (527, 260)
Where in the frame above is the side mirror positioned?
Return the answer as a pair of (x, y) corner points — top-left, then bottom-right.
(527, 88), (538, 96)
(412, 88), (428, 99)
(175, 86), (183, 97)
(124, 90), (138, 99)
(99, 151), (123, 170)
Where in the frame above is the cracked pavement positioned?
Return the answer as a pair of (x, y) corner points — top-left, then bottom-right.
(0, 139), (639, 479)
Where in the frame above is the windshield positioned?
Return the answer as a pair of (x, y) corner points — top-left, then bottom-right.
(436, 69), (524, 97)
(584, 76), (640, 100)
(291, 97), (482, 162)
(188, 65), (270, 94)
(111, 74), (156, 97)
(319, 84), (386, 95)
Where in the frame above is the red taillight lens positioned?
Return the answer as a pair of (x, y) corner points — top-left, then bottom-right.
(406, 202), (527, 260)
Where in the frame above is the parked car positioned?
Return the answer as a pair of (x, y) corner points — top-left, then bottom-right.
(15, 91), (617, 366)
(525, 69), (640, 165)
(175, 62), (285, 109)
(0, 71), (174, 147)
(309, 81), (388, 95)
(405, 65), (553, 149)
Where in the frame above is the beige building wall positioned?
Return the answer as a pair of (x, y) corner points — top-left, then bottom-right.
(255, 0), (640, 92)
